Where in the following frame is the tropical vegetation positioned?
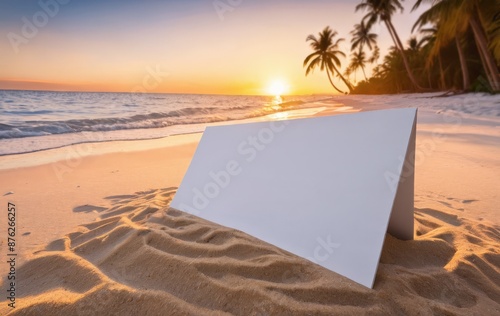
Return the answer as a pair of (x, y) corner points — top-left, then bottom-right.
(303, 26), (354, 94)
(303, 0), (500, 94)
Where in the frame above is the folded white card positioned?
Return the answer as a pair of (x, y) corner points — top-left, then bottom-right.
(171, 108), (417, 288)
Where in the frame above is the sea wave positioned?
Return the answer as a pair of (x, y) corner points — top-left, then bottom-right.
(0, 99), (316, 140)
(0, 91), (337, 155)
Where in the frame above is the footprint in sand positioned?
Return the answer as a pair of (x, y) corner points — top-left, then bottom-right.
(73, 204), (108, 213)
(462, 199), (478, 204)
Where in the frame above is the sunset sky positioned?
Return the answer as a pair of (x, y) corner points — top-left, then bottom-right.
(0, 0), (430, 95)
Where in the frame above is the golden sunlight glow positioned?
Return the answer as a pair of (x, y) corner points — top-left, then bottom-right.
(268, 111), (290, 120)
(267, 79), (289, 96)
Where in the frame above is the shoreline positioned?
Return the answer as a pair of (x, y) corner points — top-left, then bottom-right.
(0, 130), (203, 159)
(0, 105), (349, 170)
(1, 102), (499, 261)
(0, 93), (337, 157)
(1, 91), (497, 159)
(0, 133), (202, 265)
(0, 132), (203, 171)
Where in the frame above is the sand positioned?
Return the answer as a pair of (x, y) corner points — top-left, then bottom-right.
(0, 133), (201, 265)
(1, 190), (498, 315)
(0, 97), (499, 315)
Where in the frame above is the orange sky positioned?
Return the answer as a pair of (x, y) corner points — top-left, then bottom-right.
(0, 1), (429, 95)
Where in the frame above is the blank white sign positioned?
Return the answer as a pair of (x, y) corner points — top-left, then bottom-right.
(171, 108), (417, 288)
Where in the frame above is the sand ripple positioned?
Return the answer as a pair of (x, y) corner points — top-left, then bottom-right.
(2, 188), (499, 315)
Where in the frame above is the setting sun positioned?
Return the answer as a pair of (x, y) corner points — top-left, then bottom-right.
(267, 80), (290, 96)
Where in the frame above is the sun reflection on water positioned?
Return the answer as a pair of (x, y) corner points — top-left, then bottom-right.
(268, 111), (290, 120)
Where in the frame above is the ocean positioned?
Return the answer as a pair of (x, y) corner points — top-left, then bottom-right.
(0, 90), (338, 155)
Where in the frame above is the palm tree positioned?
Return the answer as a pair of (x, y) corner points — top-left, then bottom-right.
(349, 51), (368, 80)
(378, 46), (408, 92)
(407, 36), (422, 53)
(406, 35), (438, 90)
(418, 27), (447, 89)
(356, 0), (423, 91)
(344, 65), (354, 83)
(490, 11), (500, 62)
(413, 2), (470, 90)
(413, 0), (500, 91)
(350, 21), (378, 53)
(303, 26), (354, 93)
(369, 45), (380, 64)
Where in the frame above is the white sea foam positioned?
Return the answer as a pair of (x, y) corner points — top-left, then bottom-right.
(335, 93), (500, 118)
(1, 91), (498, 156)
(0, 91), (333, 155)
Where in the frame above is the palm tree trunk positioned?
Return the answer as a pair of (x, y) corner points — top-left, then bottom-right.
(384, 19), (422, 91)
(326, 68), (345, 94)
(361, 66), (367, 81)
(396, 76), (401, 93)
(476, 40), (495, 88)
(469, 10), (500, 91)
(455, 36), (470, 91)
(331, 65), (354, 93)
(438, 53), (446, 90)
(427, 69), (432, 89)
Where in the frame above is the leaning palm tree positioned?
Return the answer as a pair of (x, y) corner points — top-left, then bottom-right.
(413, 0), (500, 91)
(356, 0), (423, 91)
(304, 26), (354, 94)
(350, 21), (378, 53)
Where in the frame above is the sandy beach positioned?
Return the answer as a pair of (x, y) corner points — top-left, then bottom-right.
(0, 95), (499, 315)
(2, 0), (499, 313)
